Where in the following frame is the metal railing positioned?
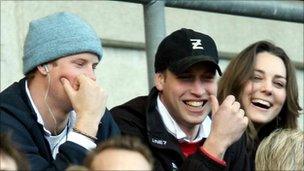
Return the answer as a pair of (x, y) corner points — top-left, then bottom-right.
(116, 0), (304, 89)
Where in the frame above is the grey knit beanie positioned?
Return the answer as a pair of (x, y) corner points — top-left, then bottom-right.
(23, 12), (103, 74)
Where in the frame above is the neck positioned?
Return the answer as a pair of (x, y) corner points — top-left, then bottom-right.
(159, 95), (201, 141)
(28, 77), (69, 135)
(180, 125), (200, 141)
(253, 122), (263, 133)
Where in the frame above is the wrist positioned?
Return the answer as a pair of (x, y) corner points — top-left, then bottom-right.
(200, 146), (227, 166)
(74, 122), (99, 138)
(72, 127), (97, 141)
(203, 136), (227, 159)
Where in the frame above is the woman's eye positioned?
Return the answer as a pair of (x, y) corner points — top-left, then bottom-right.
(274, 82), (285, 88)
(251, 76), (262, 81)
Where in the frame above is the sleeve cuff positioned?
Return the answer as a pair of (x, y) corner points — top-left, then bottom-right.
(200, 146), (227, 166)
(67, 131), (96, 150)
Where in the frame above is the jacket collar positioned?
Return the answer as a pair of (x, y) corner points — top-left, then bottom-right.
(0, 78), (53, 160)
(146, 87), (182, 151)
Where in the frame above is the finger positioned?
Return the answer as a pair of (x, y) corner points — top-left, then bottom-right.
(222, 95), (235, 106)
(239, 109), (245, 117)
(243, 116), (249, 126)
(76, 74), (94, 88)
(209, 95), (219, 116)
(61, 78), (76, 99)
(232, 101), (241, 111)
(76, 74), (87, 85)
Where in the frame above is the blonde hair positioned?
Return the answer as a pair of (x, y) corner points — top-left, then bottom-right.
(255, 129), (304, 170)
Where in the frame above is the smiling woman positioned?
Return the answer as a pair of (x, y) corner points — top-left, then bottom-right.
(241, 52), (287, 129)
(217, 40), (302, 170)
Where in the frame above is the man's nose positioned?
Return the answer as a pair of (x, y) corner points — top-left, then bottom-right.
(190, 80), (205, 96)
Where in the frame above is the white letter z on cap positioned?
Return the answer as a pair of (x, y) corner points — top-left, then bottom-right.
(190, 39), (204, 50)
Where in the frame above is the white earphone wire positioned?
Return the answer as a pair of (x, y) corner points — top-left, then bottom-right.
(44, 70), (58, 135)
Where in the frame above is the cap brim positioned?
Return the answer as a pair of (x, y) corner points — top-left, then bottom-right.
(168, 55), (222, 76)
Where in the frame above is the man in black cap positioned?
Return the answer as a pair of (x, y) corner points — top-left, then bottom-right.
(111, 28), (250, 171)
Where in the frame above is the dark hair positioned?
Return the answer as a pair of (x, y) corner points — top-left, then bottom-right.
(25, 68), (37, 79)
(0, 133), (29, 170)
(84, 136), (154, 169)
(25, 60), (58, 79)
(217, 41), (301, 150)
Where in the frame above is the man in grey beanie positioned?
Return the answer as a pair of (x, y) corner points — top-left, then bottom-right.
(0, 12), (120, 171)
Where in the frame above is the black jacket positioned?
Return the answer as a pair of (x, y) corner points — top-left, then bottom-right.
(0, 78), (120, 171)
(111, 87), (251, 171)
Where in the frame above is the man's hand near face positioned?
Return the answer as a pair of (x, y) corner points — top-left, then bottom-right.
(202, 95), (248, 159)
(61, 74), (107, 138)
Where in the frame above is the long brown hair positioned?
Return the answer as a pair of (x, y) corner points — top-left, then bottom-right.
(218, 41), (301, 147)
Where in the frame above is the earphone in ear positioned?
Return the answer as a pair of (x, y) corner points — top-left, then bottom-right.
(44, 65), (49, 73)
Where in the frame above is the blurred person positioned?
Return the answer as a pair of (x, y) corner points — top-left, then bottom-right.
(217, 40), (301, 169)
(111, 28), (250, 171)
(255, 129), (304, 170)
(0, 133), (29, 171)
(85, 135), (153, 171)
(65, 165), (88, 171)
(0, 12), (120, 171)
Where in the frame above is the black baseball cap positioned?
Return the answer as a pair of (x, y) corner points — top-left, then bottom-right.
(154, 28), (222, 75)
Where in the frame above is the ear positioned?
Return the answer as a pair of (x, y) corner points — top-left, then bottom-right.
(155, 72), (165, 91)
(37, 65), (48, 75)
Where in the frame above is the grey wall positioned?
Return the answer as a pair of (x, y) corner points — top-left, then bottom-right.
(1, 1), (303, 129)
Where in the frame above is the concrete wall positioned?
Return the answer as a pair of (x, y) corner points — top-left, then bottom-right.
(1, 1), (303, 129)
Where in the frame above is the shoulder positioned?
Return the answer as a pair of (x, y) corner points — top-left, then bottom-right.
(1, 78), (28, 109)
(0, 78), (36, 126)
(96, 109), (121, 140)
(1, 81), (21, 101)
(225, 133), (247, 156)
(110, 95), (149, 120)
(223, 133), (253, 170)
(110, 96), (150, 137)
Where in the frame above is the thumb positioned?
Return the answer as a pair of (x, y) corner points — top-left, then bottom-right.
(61, 78), (76, 99)
(209, 95), (219, 116)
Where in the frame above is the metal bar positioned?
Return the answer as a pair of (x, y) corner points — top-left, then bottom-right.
(124, 0), (304, 23)
(143, 0), (166, 89)
(166, 1), (304, 23)
(102, 39), (304, 70)
(102, 39), (145, 50)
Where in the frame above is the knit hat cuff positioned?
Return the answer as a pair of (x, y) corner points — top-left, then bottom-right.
(23, 36), (102, 74)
